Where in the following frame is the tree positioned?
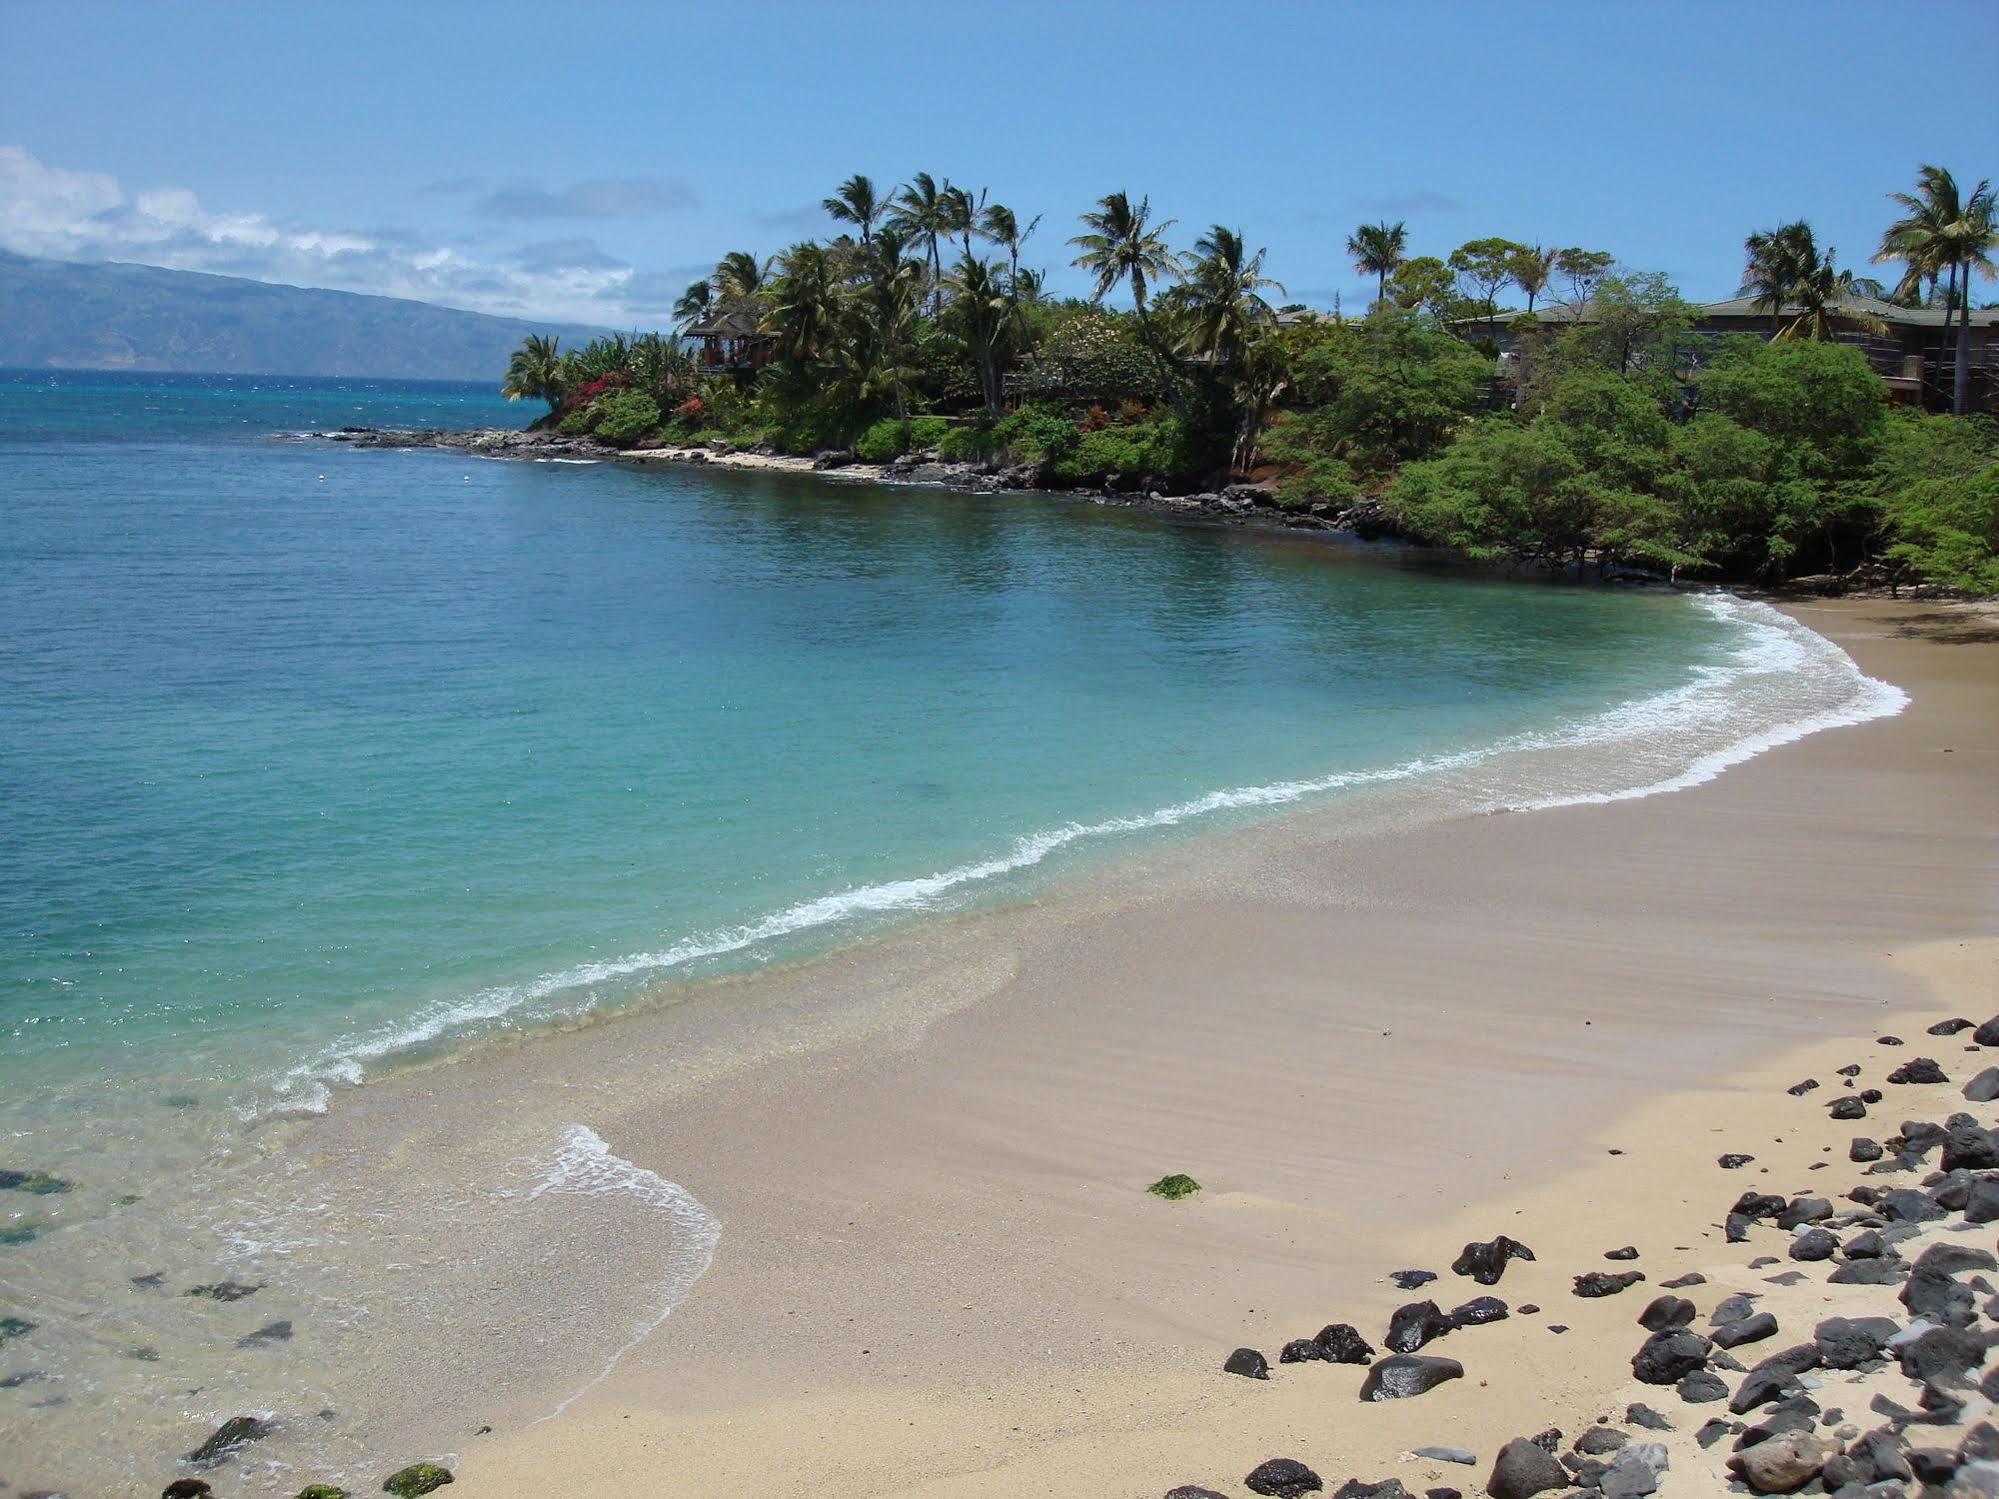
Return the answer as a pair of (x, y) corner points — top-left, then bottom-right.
(890, 172), (954, 311)
(501, 333), (566, 413)
(1347, 220), (1408, 305)
(979, 202), (1042, 287)
(1070, 190), (1182, 385)
(942, 183), (985, 259)
(1874, 165), (1998, 412)
(764, 242), (844, 365)
(1509, 244), (1559, 312)
(1385, 256), (1460, 319)
(1741, 221), (1818, 335)
(1553, 248), (1614, 310)
(838, 228), (928, 444)
(711, 251), (769, 303)
(672, 279), (712, 333)
(1447, 237), (1526, 327)
(822, 173), (886, 246)
(1169, 225), (1284, 368)
(944, 255), (1026, 416)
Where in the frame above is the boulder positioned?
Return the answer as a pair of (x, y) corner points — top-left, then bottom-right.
(1789, 1227), (1839, 1261)
(1933, 1018), (1976, 1035)
(1815, 1315), (1901, 1369)
(1485, 1438), (1569, 1499)
(1727, 1431), (1827, 1493)
(1224, 1346), (1271, 1379)
(1969, 1179), (1999, 1224)
(1313, 1323), (1376, 1364)
(1945, 1125), (1999, 1172)
(1385, 1300), (1452, 1353)
(1637, 1295), (1695, 1332)
(1851, 1137), (1885, 1162)
(1830, 1258), (1908, 1286)
(1890, 1057), (1950, 1084)
(1244, 1458), (1323, 1497)
(1775, 1196), (1833, 1229)
(1357, 1355), (1464, 1402)
(1973, 1015), (1999, 1047)
(1897, 1325), (1986, 1385)
(1715, 1312), (1781, 1349)
(1632, 1329), (1712, 1385)
(1965, 1069), (1999, 1104)
(1677, 1370), (1730, 1403)
(1878, 1187), (1945, 1222)
(1574, 1428), (1628, 1456)
(1450, 1236), (1534, 1286)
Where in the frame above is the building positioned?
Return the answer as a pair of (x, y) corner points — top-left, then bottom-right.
(683, 302), (775, 376)
(1465, 294), (1999, 413)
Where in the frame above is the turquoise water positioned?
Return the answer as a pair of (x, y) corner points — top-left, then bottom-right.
(0, 371), (1885, 1122)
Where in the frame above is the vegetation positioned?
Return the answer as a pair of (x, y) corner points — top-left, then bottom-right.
(500, 161), (1999, 593)
(1147, 1173), (1202, 1200)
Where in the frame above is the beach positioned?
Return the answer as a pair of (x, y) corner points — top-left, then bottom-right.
(221, 595), (1991, 1497)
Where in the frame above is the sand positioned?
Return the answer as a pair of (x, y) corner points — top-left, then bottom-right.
(303, 595), (1987, 1498)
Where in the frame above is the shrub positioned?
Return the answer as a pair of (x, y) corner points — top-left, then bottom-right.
(854, 414), (951, 462)
(939, 423), (995, 462)
(591, 389), (662, 445)
(992, 403), (1079, 465)
(556, 405), (598, 436)
(1148, 1174), (1201, 1200)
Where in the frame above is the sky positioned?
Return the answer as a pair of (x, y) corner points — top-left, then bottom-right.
(3, 0), (1995, 328)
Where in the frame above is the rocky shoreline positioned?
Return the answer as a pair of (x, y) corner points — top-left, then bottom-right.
(294, 426), (1398, 540)
(1164, 1013), (1999, 1499)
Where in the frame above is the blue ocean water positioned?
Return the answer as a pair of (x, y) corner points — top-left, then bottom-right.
(0, 371), (1889, 1122)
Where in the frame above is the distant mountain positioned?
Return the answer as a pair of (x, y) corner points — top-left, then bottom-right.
(0, 252), (614, 380)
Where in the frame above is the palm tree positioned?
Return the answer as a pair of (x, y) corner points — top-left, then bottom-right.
(942, 183), (985, 259)
(945, 255), (1026, 416)
(1882, 167), (1999, 414)
(710, 251), (769, 304)
(1950, 187), (1998, 414)
(1070, 191), (1181, 381)
(844, 228), (928, 444)
(890, 172), (953, 311)
(979, 202), (1042, 287)
(1741, 221), (1820, 335)
(822, 173), (886, 246)
(763, 242), (844, 365)
(1347, 220), (1408, 305)
(1172, 225), (1284, 367)
(1510, 244), (1559, 313)
(501, 333), (566, 413)
(672, 280), (712, 333)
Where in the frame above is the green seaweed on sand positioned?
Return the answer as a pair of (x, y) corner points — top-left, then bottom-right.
(0, 1223), (40, 1246)
(0, 1170), (70, 1195)
(296, 1486), (352, 1498)
(0, 1315), (35, 1341)
(383, 1462), (454, 1496)
(1147, 1173), (1202, 1200)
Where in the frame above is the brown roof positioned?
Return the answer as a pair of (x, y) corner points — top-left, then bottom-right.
(683, 301), (769, 339)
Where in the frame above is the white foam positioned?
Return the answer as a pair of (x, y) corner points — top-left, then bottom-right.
(257, 590), (1903, 1111)
(519, 1125), (719, 1421)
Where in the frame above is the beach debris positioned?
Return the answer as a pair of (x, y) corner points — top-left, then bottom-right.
(0, 1170), (70, 1195)
(186, 1281), (262, 1301)
(1243, 1457), (1323, 1496)
(1631, 1329), (1711, 1384)
(186, 1415), (270, 1465)
(1408, 1446), (1474, 1466)
(1889, 1056), (1949, 1084)
(1388, 1269), (1436, 1290)
(1718, 1153), (1756, 1168)
(1448, 1235), (1533, 1286)
(1484, 1437), (1567, 1499)
(1714, 1311), (1780, 1349)
(1357, 1354), (1463, 1402)
(1572, 1270), (1645, 1298)
(1384, 1300), (1452, 1353)
(1636, 1295), (1694, 1332)
(1147, 1173), (1201, 1201)
(1223, 1346), (1270, 1379)
(382, 1464), (454, 1497)
(1727, 1429), (1827, 1492)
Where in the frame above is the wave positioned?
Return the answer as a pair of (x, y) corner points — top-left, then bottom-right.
(519, 1125), (720, 1421)
(258, 591), (1901, 1113)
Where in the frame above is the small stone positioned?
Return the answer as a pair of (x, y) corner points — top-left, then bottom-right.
(1313, 1323), (1376, 1364)
(1165, 1489), (1228, 1499)
(1574, 1270), (1645, 1298)
(1244, 1458), (1323, 1497)
(185, 1281), (261, 1302)
(1224, 1347), (1270, 1380)
(1720, 1154), (1756, 1169)
(1625, 1404), (1672, 1431)
(1390, 1270), (1438, 1290)
(1605, 1246), (1640, 1260)
(236, 1319), (293, 1347)
(1660, 1273), (1706, 1289)
(1450, 1236), (1534, 1286)
(1880, 1035), (1906, 1046)
(1787, 1079), (1820, 1096)
(161, 1483), (213, 1499)
(1830, 1097), (1868, 1120)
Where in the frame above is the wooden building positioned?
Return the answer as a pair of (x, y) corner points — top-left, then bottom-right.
(683, 302), (775, 375)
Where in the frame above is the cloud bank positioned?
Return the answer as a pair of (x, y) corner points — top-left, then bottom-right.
(0, 145), (693, 326)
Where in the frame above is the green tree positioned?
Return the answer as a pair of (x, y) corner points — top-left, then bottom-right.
(763, 242), (844, 365)
(1168, 225), (1283, 367)
(711, 251), (769, 303)
(1868, 412), (1999, 588)
(1874, 165), (1998, 414)
(1447, 237), (1527, 327)
(890, 172), (954, 310)
(979, 202), (1042, 287)
(1508, 244), (1559, 312)
(1741, 221), (1818, 335)
(1070, 190), (1183, 387)
(500, 333), (566, 413)
(1385, 256), (1460, 318)
(822, 173), (886, 246)
(1553, 248), (1614, 309)
(1346, 220), (1408, 305)
(672, 280), (712, 332)
(944, 255), (1027, 416)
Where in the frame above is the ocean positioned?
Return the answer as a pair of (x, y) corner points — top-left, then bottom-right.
(0, 369), (1903, 1492)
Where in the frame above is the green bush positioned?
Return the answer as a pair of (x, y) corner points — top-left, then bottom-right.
(939, 423), (995, 462)
(592, 390), (662, 445)
(556, 405), (597, 436)
(1044, 413), (1200, 488)
(992, 403), (1078, 464)
(854, 415), (951, 462)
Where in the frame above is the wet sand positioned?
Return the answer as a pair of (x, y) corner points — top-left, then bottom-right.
(373, 597), (1999, 1496)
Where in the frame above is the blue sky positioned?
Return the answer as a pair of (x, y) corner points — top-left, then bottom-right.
(3, 0), (1994, 326)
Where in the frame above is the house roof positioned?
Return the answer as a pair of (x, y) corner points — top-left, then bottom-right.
(683, 301), (769, 339)
(1469, 293), (1998, 330)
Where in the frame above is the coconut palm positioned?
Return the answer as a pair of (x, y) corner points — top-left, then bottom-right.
(710, 251), (769, 303)
(1070, 190), (1181, 378)
(1882, 167), (1999, 413)
(1949, 187), (1999, 414)
(890, 173), (954, 310)
(763, 242), (844, 365)
(822, 173), (886, 246)
(1509, 244), (1559, 313)
(672, 279), (712, 333)
(841, 228), (928, 443)
(1347, 220), (1408, 305)
(1741, 221), (1820, 335)
(500, 333), (566, 413)
(945, 255), (1027, 416)
(979, 202), (1042, 288)
(942, 183), (985, 259)
(1171, 225), (1285, 368)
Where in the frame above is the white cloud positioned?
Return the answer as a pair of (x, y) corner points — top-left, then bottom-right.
(0, 145), (687, 325)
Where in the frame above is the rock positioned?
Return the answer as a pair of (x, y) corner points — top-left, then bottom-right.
(1574, 1428), (1629, 1456)
(1945, 1126), (1999, 1172)
(1638, 1295), (1695, 1331)
(1897, 1326), (1986, 1384)
(161, 1483), (212, 1499)
(1974, 1016), (1999, 1047)
(1880, 1035), (1906, 1046)
(1851, 1137), (1884, 1162)
(1600, 1442), (1668, 1499)
(1573, 1271), (1645, 1298)
(187, 1415), (269, 1465)
(1696, 1418), (1738, 1449)
(1332, 1484), (1410, 1499)
(1790, 1227), (1839, 1261)
(1830, 1097), (1868, 1120)
(1879, 1187), (1945, 1222)
(1357, 1355), (1464, 1402)
(1632, 1330), (1712, 1384)
(1844, 1228), (1887, 1258)
(1965, 1069), (1999, 1103)
(1313, 1323), (1376, 1364)
(236, 1319), (293, 1347)
(1788, 1079), (1820, 1096)
(1716, 1312), (1781, 1350)
(1605, 1245), (1640, 1260)
(1970, 1179), (1999, 1224)
(1486, 1438), (1569, 1499)
(1678, 1370), (1730, 1403)
(1762, 1270), (1807, 1286)
(1661, 1272), (1706, 1289)
(1776, 1196), (1833, 1229)
(1731, 1346), (1822, 1414)
(1711, 1294), (1760, 1326)
(1720, 1154), (1757, 1169)
(0, 1170), (70, 1195)
(381, 1467), (453, 1498)
(1625, 1404), (1672, 1431)
(1409, 1447), (1475, 1466)
(1912, 1447), (1964, 1483)
(1889, 1057), (1950, 1085)
(1450, 1236), (1534, 1286)
(1815, 1316), (1901, 1369)
(1386, 1300), (1453, 1353)
(1390, 1270), (1437, 1290)
(1830, 1258), (1907, 1286)
(185, 1281), (261, 1301)
(1447, 1296), (1508, 1328)
(1279, 1338), (1324, 1363)
(1729, 1430), (1827, 1492)
(1934, 1018), (1977, 1036)
(1224, 1346), (1271, 1379)
(295, 1489), (351, 1499)
(1244, 1458), (1323, 1497)
(1960, 1460), (1999, 1497)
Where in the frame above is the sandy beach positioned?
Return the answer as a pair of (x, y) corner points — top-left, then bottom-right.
(209, 595), (1985, 1498)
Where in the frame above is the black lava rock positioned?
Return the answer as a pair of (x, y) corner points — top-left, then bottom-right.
(1245, 1458), (1324, 1497)
(1390, 1269), (1437, 1290)
(1574, 1428), (1629, 1456)
(1715, 1312), (1781, 1350)
(1787, 1079), (1820, 1096)
(1973, 1015), (1999, 1047)
(1638, 1295), (1695, 1332)
(1888, 1057), (1949, 1085)
(1604, 1245), (1640, 1260)
(1719, 1154), (1755, 1169)
(1829, 1258), (1907, 1286)
(1944, 1125), (1999, 1172)
(1450, 1236), (1535, 1286)
(1357, 1354), (1464, 1402)
(1385, 1300), (1453, 1353)
(1223, 1347), (1270, 1379)
(1573, 1270), (1645, 1298)
(1678, 1369), (1730, 1403)
(1278, 1339), (1323, 1364)
(1660, 1273), (1706, 1289)
(1789, 1227), (1839, 1261)
(1814, 1315), (1900, 1370)
(1730, 1345), (1822, 1414)
(1931, 1018), (1975, 1036)
(1829, 1097), (1868, 1120)
(1898, 1326), (1986, 1385)
(1632, 1329), (1712, 1385)
(1775, 1196), (1833, 1229)
(1485, 1438), (1568, 1499)
(1850, 1137), (1884, 1162)
(186, 1415), (269, 1466)
(1964, 1068), (1999, 1103)
(1625, 1404), (1672, 1431)
(1447, 1296), (1508, 1328)
(1313, 1323), (1376, 1364)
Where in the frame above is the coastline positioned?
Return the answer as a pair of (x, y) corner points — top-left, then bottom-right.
(197, 597), (1996, 1496)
